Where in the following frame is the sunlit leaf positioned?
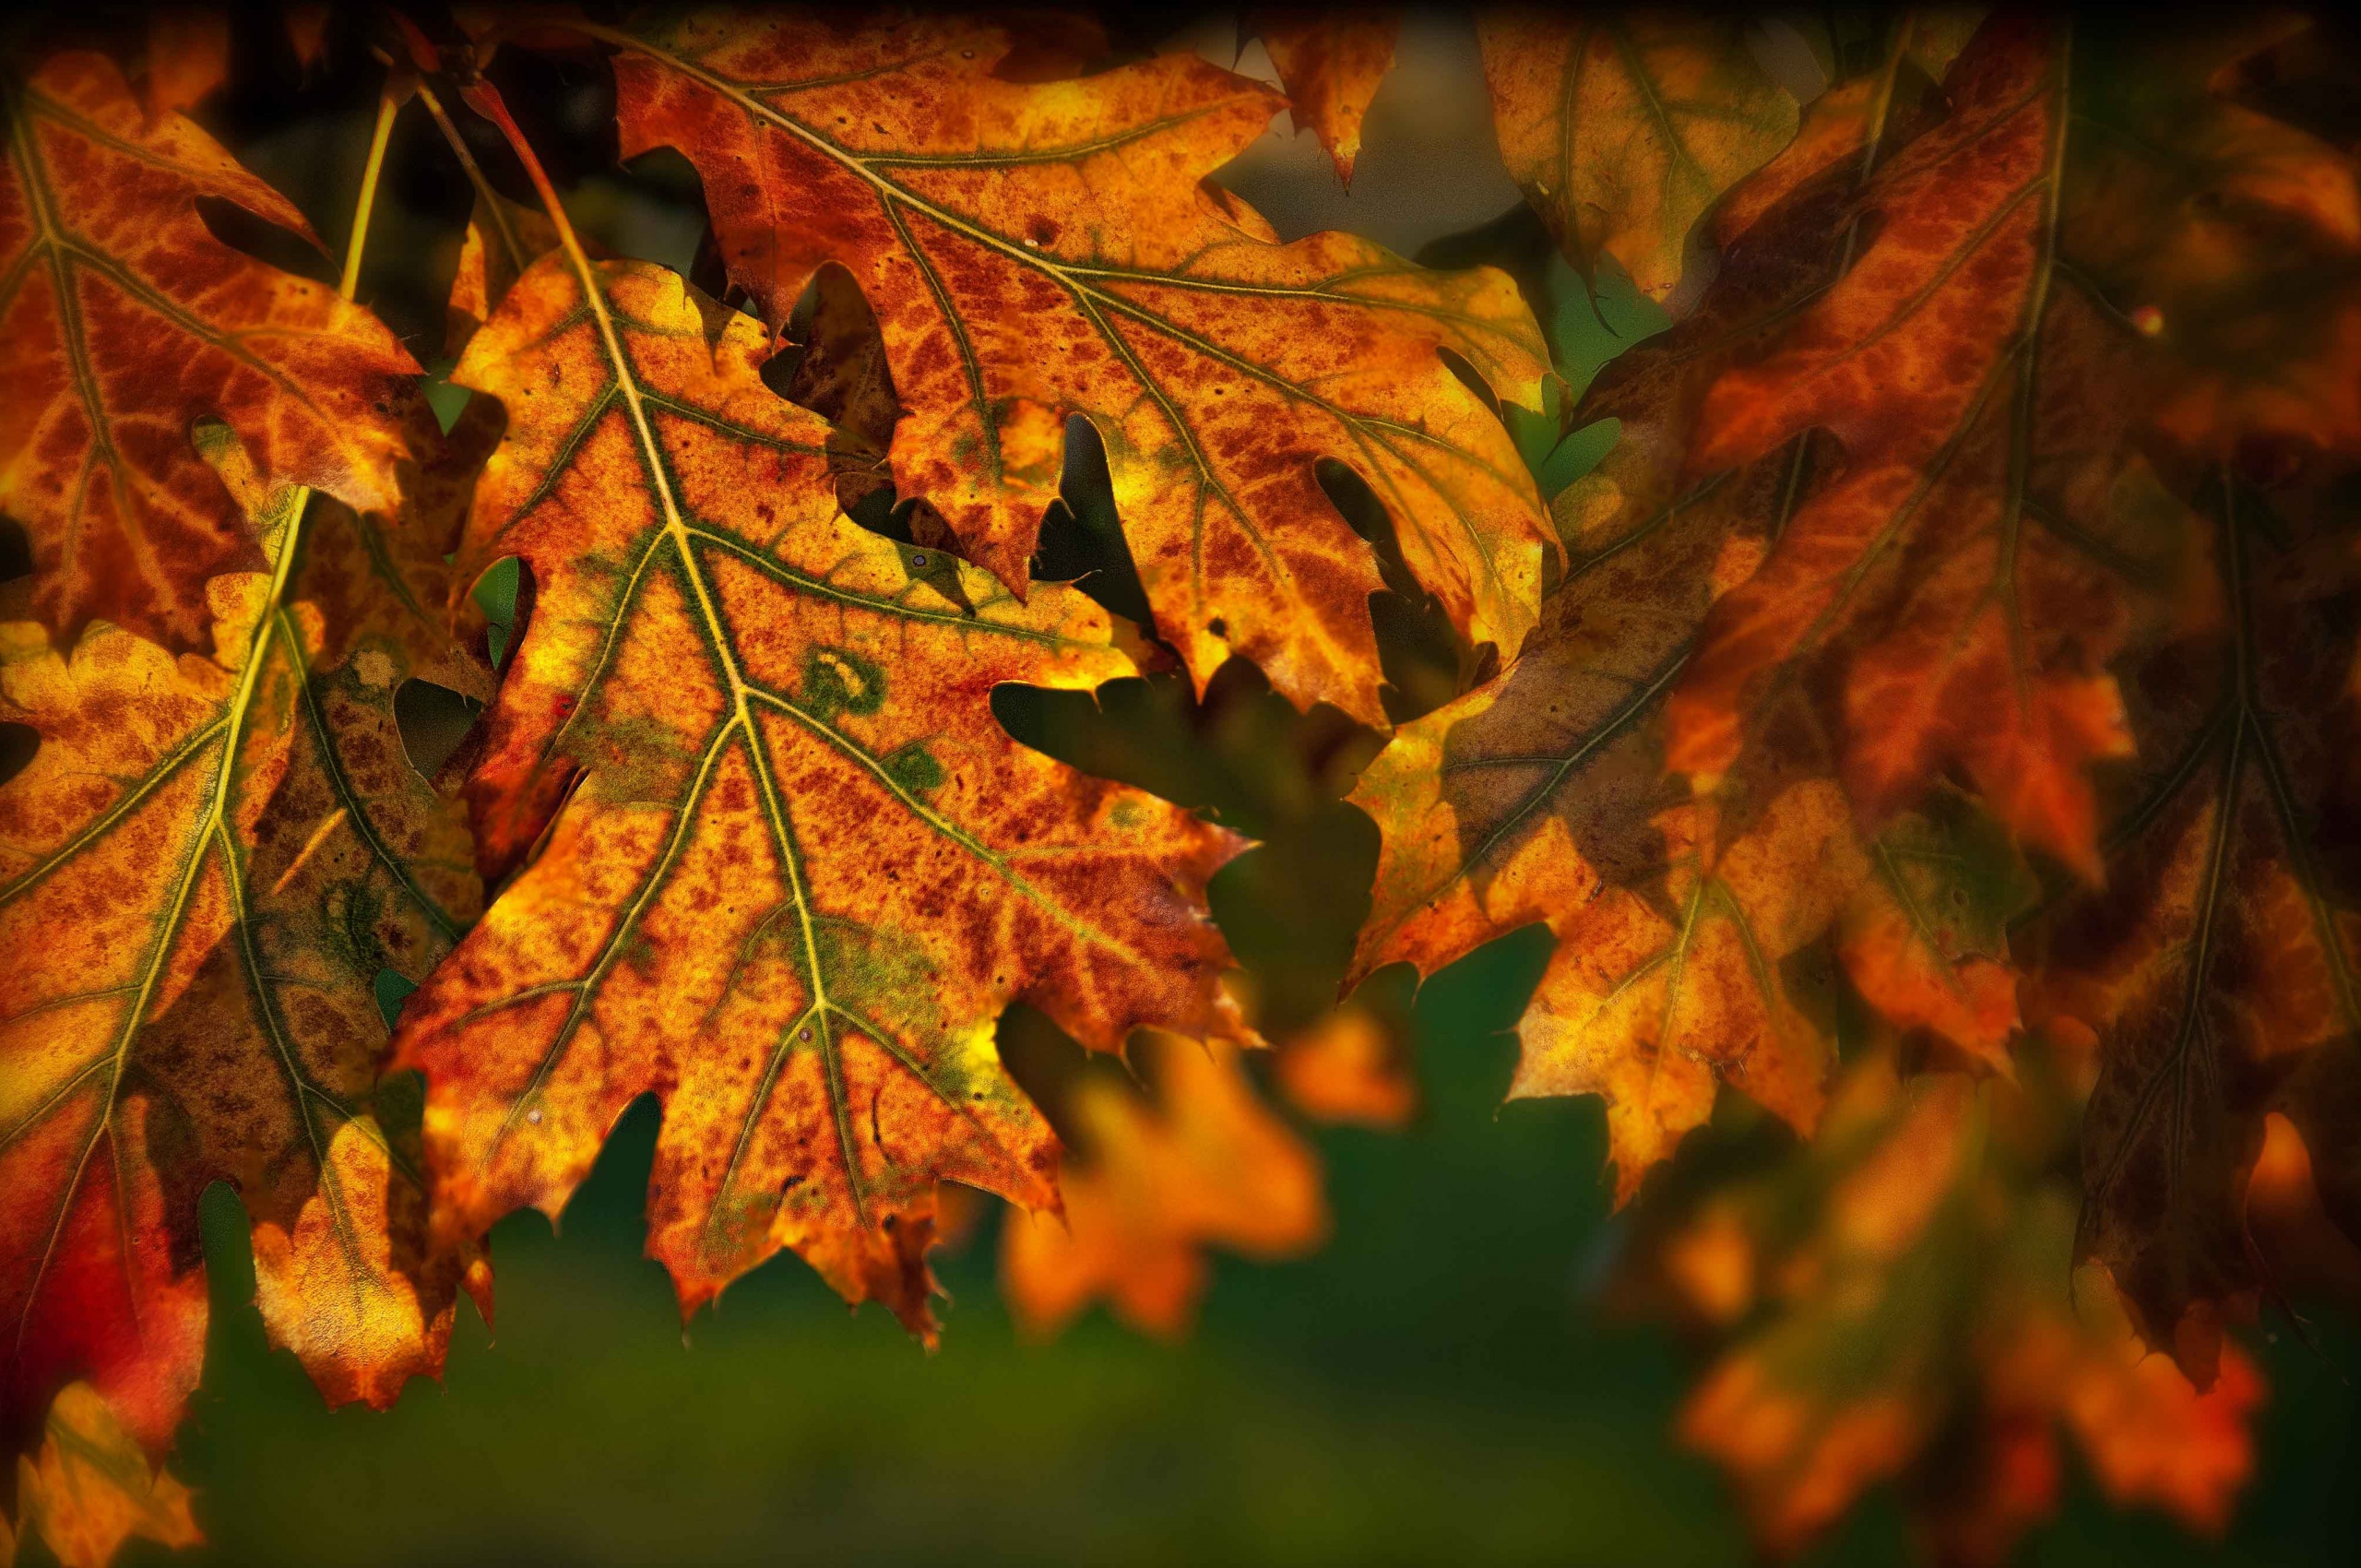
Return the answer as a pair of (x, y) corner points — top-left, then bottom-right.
(0, 52), (416, 652)
(1253, 10), (1402, 184)
(9, 1383), (199, 1568)
(1, 423), (487, 1477)
(580, 11), (1549, 725)
(390, 196), (1252, 1336)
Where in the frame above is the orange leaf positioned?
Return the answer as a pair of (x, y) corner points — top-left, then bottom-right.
(2, 422), (488, 1479)
(1275, 1004), (1416, 1129)
(1653, 1039), (2268, 1562)
(1002, 1035), (1324, 1339)
(1252, 9), (1402, 184)
(389, 209), (1251, 1338)
(1479, 13), (1798, 303)
(0, 52), (417, 652)
(8, 1383), (199, 1568)
(582, 12), (1550, 725)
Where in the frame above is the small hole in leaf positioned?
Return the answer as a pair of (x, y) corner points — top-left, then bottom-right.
(0, 722), (36, 790)
(395, 679), (483, 778)
(196, 196), (335, 286)
(373, 968), (419, 1031)
(0, 515), (29, 582)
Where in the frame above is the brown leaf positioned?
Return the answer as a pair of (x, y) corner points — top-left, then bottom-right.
(2028, 482), (2361, 1381)
(579, 11), (1549, 726)
(0, 52), (417, 652)
(1667, 14), (2360, 881)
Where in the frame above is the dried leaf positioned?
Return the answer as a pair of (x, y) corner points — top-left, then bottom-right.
(1479, 13), (1798, 303)
(589, 12), (1549, 725)
(2029, 482), (2361, 1381)
(1252, 10), (1402, 184)
(1667, 14), (2361, 880)
(1348, 145), (2034, 1191)
(1002, 1035), (1324, 1339)
(1348, 445), (1847, 1198)
(0, 52), (417, 652)
(1, 434), (486, 1475)
(9, 1384), (199, 1568)
(390, 223), (1250, 1339)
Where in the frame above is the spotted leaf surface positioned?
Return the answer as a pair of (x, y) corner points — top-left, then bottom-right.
(1347, 93), (2033, 1193)
(391, 250), (1248, 1339)
(0, 452), (487, 1476)
(591, 11), (1548, 726)
(0, 52), (417, 652)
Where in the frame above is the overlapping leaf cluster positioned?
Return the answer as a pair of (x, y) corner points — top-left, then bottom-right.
(0, 7), (2356, 1566)
(0, 11), (1540, 1562)
(1361, 8), (2361, 1396)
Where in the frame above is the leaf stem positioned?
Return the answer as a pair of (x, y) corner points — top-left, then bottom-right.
(340, 81), (401, 301)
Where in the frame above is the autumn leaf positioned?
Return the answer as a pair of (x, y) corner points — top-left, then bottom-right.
(1663, 14), (2361, 879)
(1347, 132), (2032, 1194)
(1478, 12), (1798, 304)
(2027, 479), (2361, 1382)
(1, 422), (488, 1485)
(562, 10), (1549, 727)
(1652, 1044), (2264, 1563)
(9, 1383), (199, 1568)
(387, 92), (1253, 1334)
(0, 51), (418, 652)
(1347, 439), (1843, 1197)
(1252, 9), (1402, 184)
(1002, 1034), (1324, 1339)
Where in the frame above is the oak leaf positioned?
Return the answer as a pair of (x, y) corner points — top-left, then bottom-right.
(1478, 12), (1798, 303)
(0, 52), (417, 652)
(1348, 123), (2032, 1193)
(1002, 1034), (1324, 1339)
(1665, 14), (2360, 878)
(1, 432), (488, 1483)
(389, 220), (1250, 1338)
(579, 11), (1549, 726)
(1252, 10), (1402, 184)
(2027, 482), (2361, 1382)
